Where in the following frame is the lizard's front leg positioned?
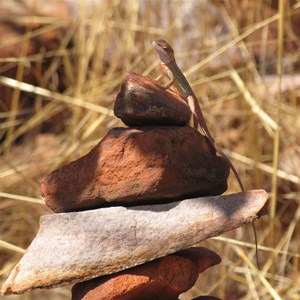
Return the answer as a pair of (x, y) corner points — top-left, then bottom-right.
(155, 64), (176, 89)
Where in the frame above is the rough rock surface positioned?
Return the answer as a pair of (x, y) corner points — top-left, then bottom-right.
(114, 72), (191, 126)
(71, 247), (220, 300)
(1, 190), (268, 295)
(40, 126), (230, 213)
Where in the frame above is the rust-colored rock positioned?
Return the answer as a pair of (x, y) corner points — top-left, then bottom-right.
(71, 247), (221, 300)
(114, 72), (191, 126)
(40, 126), (230, 212)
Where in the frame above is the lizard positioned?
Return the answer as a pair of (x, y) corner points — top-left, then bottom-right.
(152, 39), (260, 269)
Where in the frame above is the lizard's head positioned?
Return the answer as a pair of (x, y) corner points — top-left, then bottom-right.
(152, 39), (174, 65)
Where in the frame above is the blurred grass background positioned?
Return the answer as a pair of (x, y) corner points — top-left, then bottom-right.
(0, 0), (299, 299)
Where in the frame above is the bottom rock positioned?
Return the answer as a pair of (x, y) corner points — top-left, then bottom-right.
(71, 247), (221, 300)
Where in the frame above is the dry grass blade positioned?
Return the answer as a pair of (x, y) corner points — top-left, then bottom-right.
(0, 76), (114, 115)
(230, 70), (277, 133)
(185, 13), (279, 76)
(233, 246), (282, 300)
(0, 192), (43, 205)
(0, 241), (26, 254)
(269, 0), (285, 285)
(223, 150), (300, 185)
(213, 236), (300, 259)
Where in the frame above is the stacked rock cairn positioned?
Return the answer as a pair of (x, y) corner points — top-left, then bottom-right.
(1, 73), (268, 299)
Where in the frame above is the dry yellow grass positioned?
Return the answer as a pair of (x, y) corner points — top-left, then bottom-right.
(0, 0), (300, 299)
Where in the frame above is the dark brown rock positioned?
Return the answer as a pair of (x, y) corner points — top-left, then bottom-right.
(40, 126), (229, 212)
(114, 72), (191, 126)
(71, 247), (221, 300)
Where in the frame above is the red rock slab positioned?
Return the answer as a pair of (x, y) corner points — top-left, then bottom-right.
(40, 126), (230, 212)
(114, 72), (191, 126)
(71, 247), (221, 300)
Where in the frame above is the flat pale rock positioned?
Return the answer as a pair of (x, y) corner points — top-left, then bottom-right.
(40, 126), (230, 213)
(71, 247), (221, 300)
(1, 190), (268, 295)
(114, 72), (191, 126)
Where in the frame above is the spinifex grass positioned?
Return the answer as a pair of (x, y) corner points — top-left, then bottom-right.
(1, 1), (300, 299)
